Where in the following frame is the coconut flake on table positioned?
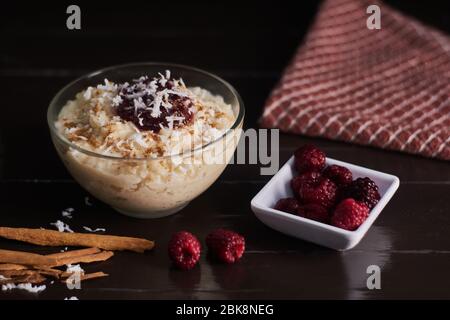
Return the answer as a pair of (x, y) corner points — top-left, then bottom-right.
(2, 283), (46, 293)
(64, 296), (79, 300)
(61, 207), (75, 219)
(84, 196), (93, 206)
(83, 226), (106, 233)
(50, 220), (74, 233)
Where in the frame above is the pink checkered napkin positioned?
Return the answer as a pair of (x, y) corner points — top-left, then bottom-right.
(261, 0), (450, 160)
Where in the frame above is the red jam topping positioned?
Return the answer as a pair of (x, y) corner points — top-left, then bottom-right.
(114, 72), (194, 132)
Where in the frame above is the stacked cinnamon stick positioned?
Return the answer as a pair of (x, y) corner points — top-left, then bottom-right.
(0, 227), (154, 286)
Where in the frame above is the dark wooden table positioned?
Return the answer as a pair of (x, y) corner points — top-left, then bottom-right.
(1, 1), (449, 300)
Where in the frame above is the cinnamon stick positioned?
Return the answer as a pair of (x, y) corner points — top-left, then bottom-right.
(0, 249), (57, 266)
(0, 270), (38, 277)
(48, 250), (114, 268)
(34, 267), (62, 279)
(0, 227), (154, 253)
(46, 247), (101, 260)
(0, 271), (46, 285)
(0, 263), (27, 271)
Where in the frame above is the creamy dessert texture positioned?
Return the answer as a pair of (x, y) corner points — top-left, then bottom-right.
(54, 71), (240, 217)
(56, 70), (235, 159)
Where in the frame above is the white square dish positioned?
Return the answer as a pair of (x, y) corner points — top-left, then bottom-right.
(251, 156), (400, 250)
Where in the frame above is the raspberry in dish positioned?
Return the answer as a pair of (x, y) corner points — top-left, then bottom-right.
(297, 176), (337, 209)
(206, 229), (245, 264)
(290, 171), (322, 195)
(294, 144), (326, 173)
(331, 199), (370, 231)
(340, 177), (381, 209)
(297, 203), (329, 223)
(168, 231), (201, 270)
(323, 165), (352, 187)
(271, 144), (382, 231)
(274, 197), (300, 214)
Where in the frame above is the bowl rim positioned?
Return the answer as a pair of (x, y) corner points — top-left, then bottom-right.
(47, 62), (245, 161)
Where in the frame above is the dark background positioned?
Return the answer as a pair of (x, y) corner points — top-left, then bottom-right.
(0, 1), (449, 180)
(0, 1), (449, 300)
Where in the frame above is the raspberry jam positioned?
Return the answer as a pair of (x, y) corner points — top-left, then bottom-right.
(114, 72), (194, 132)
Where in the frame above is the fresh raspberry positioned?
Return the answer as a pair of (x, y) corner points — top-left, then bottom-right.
(291, 176), (302, 194)
(297, 203), (329, 223)
(298, 177), (337, 208)
(331, 198), (370, 231)
(274, 197), (300, 214)
(168, 231), (201, 270)
(294, 144), (326, 173)
(291, 171), (322, 194)
(206, 229), (245, 264)
(323, 165), (353, 187)
(341, 177), (381, 209)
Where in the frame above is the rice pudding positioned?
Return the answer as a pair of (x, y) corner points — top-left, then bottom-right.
(53, 69), (242, 218)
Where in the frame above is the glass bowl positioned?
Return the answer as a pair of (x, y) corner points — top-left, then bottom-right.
(47, 63), (244, 218)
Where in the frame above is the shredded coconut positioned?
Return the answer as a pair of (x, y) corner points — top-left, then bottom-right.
(112, 95), (123, 107)
(83, 87), (93, 100)
(2, 283), (46, 293)
(64, 296), (79, 300)
(56, 71), (235, 160)
(83, 226), (106, 233)
(50, 220), (74, 233)
(61, 207), (75, 219)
